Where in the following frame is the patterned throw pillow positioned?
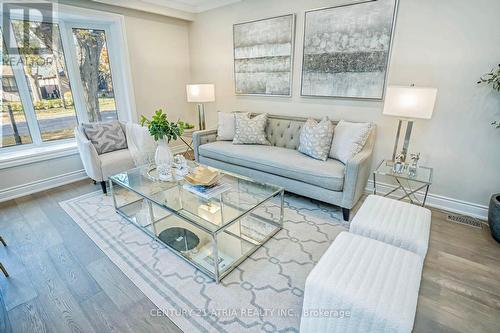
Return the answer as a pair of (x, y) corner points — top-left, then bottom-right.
(329, 120), (372, 164)
(82, 121), (128, 155)
(232, 113), (270, 145)
(298, 117), (334, 161)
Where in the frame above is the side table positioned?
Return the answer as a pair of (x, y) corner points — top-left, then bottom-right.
(373, 160), (433, 207)
(179, 128), (196, 160)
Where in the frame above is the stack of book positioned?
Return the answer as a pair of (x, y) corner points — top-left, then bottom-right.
(183, 182), (232, 199)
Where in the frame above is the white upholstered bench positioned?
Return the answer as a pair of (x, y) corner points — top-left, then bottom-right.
(300, 232), (423, 333)
(350, 195), (431, 258)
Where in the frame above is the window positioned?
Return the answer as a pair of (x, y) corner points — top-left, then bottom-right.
(1, 43), (33, 148)
(0, 5), (134, 153)
(12, 20), (78, 142)
(73, 28), (117, 122)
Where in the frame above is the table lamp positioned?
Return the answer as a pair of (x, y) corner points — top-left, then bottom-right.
(383, 85), (437, 162)
(186, 84), (215, 130)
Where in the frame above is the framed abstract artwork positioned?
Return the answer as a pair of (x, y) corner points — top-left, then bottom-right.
(233, 14), (295, 96)
(301, 0), (398, 99)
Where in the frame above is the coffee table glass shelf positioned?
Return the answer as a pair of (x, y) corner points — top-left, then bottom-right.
(373, 160), (433, 207)
(109, 162), (284, 283)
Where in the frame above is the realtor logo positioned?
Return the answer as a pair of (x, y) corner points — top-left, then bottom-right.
(2, 2), (53, 54)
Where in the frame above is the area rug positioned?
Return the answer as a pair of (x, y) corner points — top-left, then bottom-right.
(60, 191), (347, 333)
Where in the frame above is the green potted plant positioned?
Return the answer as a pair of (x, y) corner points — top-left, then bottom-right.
(478, 64), (500, 242)
(140, 109), (185, 180)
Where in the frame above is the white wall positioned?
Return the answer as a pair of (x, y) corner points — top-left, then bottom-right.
(188, 0), (500, 216)
(0, 1), (193, 198)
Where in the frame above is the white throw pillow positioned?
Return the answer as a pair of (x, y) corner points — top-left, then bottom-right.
(330, 120), (372, 164)
(298, 117), (334, 161)
(232, 113), (269, 145)
(217, 112), (235, 141)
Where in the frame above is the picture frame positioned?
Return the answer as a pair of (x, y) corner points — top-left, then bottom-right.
(233, 14), (296, 97)
(300, 0), (399, 100)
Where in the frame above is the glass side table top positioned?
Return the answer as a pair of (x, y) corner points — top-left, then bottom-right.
(374, 160), (433, 184)
(109, 161), (284, 234)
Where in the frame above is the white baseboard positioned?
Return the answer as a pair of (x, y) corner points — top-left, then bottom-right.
(0, 169), (88, 203)
(366, 180), (489, 221)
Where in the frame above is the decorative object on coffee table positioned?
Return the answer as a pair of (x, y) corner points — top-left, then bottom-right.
(383, 85), (437, 162)
(159, 227), (200, 252)
(301, 0), (398, 99)
(140, 109), (186, 181)
(186, 84), (215, 130)
(373, 159), (433, 207)
(489, 194), (500, 243)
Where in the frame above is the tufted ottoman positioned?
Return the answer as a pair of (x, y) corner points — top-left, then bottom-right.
(350, 195), (431, 259)
(300, 232), (423, 333)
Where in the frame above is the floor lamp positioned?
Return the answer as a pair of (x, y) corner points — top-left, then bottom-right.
(383, 85), (437, 162)
(186, 84), (215, 130)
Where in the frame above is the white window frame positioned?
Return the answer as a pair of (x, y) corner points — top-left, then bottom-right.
(0, 3), (136, 160)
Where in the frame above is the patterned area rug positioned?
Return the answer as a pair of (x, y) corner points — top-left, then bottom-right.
(60, 191), (347, 332)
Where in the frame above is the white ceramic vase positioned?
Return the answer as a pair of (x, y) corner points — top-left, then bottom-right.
(155, 138), (173, 181)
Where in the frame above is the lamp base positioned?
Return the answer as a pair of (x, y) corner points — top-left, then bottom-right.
(197, 104), (206, 130)
(392, 119), (414, 162)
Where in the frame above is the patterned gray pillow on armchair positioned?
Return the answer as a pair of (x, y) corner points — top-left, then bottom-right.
(298, 117), (334, 161)
(232, 113), (270, 145)
(82, 121), (128, 155)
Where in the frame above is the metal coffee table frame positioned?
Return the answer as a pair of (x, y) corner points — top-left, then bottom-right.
(109, 167), (284, 283)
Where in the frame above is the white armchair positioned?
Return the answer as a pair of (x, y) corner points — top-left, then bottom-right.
(75, 122), (137, 193)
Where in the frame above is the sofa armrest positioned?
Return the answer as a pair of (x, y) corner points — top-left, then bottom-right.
(341, 127), (376, 210)
(75, 127), (103, 182)
(192, 129), (217, 162)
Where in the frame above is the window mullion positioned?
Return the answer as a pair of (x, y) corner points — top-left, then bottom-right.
(6, 22), (43, 145)
(58, 20), (89, 124)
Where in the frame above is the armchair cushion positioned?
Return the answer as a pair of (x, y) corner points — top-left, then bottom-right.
(99, 149), (135, 180)
(82, 121), (127, 155)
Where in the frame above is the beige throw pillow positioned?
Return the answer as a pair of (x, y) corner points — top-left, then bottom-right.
(232, 113), (269, 145)
(298, 117), (334, 161)
(329, 120), (372, 164)
(217, 112), (235, 141)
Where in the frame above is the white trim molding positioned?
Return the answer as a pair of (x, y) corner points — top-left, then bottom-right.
(366, 180), (489, 221)
(0, 169), (88, 202)
(0, 142), (79, 170)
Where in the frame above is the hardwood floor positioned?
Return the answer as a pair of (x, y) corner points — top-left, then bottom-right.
(0, 180), (499, 332)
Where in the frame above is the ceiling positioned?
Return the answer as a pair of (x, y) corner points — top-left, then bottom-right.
(141, 0), (242, 13)
(91, 0), (242, 17)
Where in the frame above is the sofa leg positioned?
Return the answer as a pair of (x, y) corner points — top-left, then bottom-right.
(342, 208), (350, 222)
(100, 181), (107, 194)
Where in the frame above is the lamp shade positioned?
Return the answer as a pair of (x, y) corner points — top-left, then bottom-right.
(186, 84), (215, 103)
(383, 86), (437, 119)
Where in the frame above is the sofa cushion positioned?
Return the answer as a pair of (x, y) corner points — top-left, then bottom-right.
(330, 120), (372, 163)
(298, 117), (334, 161)
(199, 141), (345, 191)
(217, 112), (235, 141)
(233, 113), (270, 145)
(99, 149), (135, 180)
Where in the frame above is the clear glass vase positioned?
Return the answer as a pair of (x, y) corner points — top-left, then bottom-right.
(155, 138), (173, 181)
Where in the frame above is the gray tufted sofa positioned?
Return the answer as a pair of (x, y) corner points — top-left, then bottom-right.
(192, 114), (375, 221)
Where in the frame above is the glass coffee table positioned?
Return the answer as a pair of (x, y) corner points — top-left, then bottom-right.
(373, 160), (433, 207)
(109, 162), (284, 283)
